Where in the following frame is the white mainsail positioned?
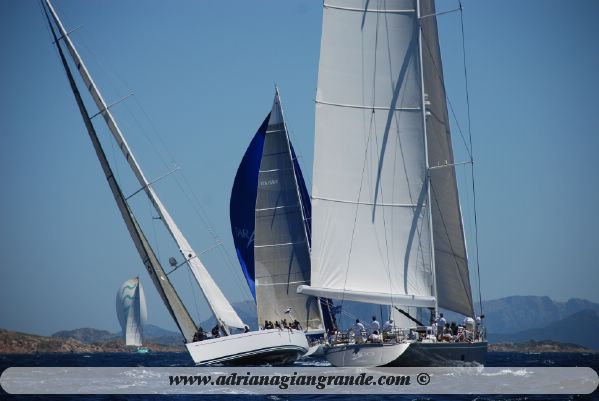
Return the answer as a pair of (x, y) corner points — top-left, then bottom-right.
(254, 90), (324, 332)
(44, 0), (244, 330)
(299, 0), (474, 316)
(302, 0), (434, 308)
(116, 277), (147, 346)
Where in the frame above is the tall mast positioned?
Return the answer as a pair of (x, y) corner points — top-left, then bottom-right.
(42, 2), (198, 342)
(44, 0), (244, 331)
(417, 0), (438, 315)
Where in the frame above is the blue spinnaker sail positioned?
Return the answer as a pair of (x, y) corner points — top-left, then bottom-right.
(229, 114), (269, 299)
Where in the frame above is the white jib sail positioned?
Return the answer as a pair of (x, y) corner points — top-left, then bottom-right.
(305, 0), (435, 307)
(116, 277), (147, 346)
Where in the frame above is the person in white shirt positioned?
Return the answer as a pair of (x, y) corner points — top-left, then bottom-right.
(370, 316), (380, 333)
(353, 319), (365, 344)
(382, 319), (394, 332)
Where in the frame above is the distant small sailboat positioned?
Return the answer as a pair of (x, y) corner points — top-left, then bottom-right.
(116, 277), (149, 353)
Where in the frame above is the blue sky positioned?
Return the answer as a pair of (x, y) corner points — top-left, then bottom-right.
(0, 0), (597, 336)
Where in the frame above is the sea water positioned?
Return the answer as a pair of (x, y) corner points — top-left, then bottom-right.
(0, 352), (597, 400)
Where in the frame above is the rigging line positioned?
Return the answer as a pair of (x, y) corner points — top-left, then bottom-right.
(122, 97), (173, 171)
(83, 34), (243, 302)
(130, 95), (177, 168)
(459, 1), (483, 317)
(71, 24), (166, 171)
(340, 97), (376, 310)
(368, 2), (391, 296)
(45, 6), (125, 187)
(87, 26), (240, 303)
(175, 168), (253, 300)
(372, 104), (394, 308)
(76, 22), (177, 175)
(62, 20), (170, 189)
(185, 260), (203, 325)
(338, 0), (382, 309)
(145, 189), (162, 263)
(171, 173), (253, 301)
(38, 1), (56, 46)
(74, 26), (137, 125)
(69, 20), (176, 183)
(420, 26), (472, 160)
(381, 2), (396, 310)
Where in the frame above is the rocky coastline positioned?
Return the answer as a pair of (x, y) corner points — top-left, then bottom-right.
(2, 328), (595, 355)
(0, 328), (184, 354)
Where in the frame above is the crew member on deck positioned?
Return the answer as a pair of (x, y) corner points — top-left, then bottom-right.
(370, 316), (380, 334)
(211, 325), (220, 338)
(436, 313), (446, 339)
(352, 319), (365, 344)
(193, 327), (206, 342)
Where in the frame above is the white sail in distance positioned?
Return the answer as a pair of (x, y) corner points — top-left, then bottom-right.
(116, 277), (147, 347)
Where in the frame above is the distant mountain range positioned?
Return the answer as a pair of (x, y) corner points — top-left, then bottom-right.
(4, 295), (598, 352)
(440, 296), (599, 350)
(488, 309), (599, 350)
(476, 296), (599, 334)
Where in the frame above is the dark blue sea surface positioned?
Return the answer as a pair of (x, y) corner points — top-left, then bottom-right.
(0, 352), (597, 400)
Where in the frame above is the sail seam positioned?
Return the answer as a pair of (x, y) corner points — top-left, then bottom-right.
(259, 167), (293, 173)
(316, 99), (420, 111)
(254, 241), (307, 248)
(256, 280), (308, 286)
(312, 196), (421, 208)
(323, 4), (415, 14)
(255, 204), (298, 212)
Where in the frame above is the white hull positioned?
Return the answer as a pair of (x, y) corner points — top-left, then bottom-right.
(185, 329), (308, 365)
(325, 341), (487, 367)
(302, 343), (325, 358)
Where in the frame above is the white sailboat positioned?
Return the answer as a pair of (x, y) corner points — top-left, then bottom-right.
(43, 0), (307, 365)
(230, 88), (335, 356)
(116, 277), (149, 353)
(297, 0), (487, 366)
